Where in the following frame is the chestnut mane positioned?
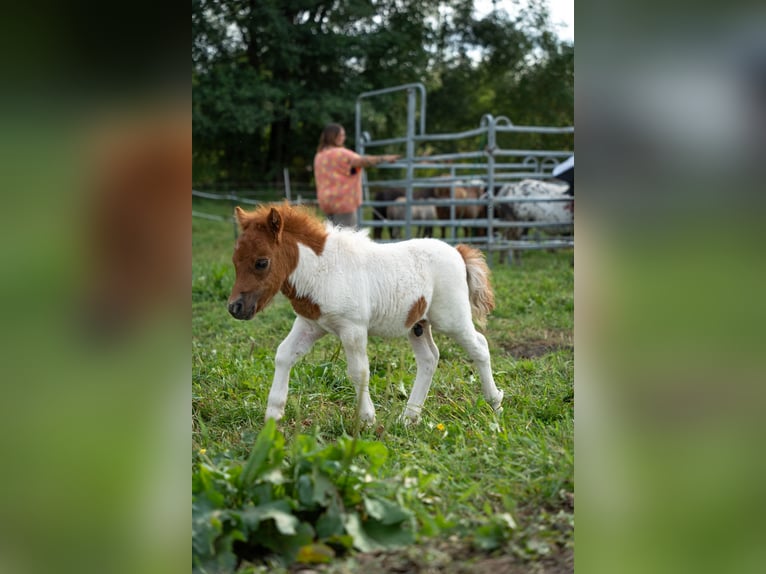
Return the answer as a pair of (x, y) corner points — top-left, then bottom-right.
(237, 202), (328, 254)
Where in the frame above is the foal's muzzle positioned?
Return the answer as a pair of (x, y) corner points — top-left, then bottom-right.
(227, 296), (254, 320)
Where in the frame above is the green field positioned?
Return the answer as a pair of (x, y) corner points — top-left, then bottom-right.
(192, 197), (574, 572)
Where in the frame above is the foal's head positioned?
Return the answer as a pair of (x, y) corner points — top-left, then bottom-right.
(227, 204), (326, 320)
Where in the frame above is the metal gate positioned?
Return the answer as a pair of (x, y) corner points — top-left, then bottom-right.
(354, 83), (574, 262)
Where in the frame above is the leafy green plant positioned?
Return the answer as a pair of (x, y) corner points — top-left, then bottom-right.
(192, 211), (574, 570)
(469, 509), (518, 551)
(192, 420), (423, 572)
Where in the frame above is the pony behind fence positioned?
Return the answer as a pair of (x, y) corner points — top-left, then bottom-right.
(387, 196), (437, 238)
(496, 179), (574, 239)
(429, 181), (487, 238)
(228, 203), (504, 424)
(371, 187), (435, 239)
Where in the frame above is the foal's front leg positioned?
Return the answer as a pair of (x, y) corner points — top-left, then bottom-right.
(339, 327), (376, 424)
(265, 316), (326, 421)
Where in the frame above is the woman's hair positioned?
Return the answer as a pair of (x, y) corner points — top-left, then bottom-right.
(317, 123), (344, 152)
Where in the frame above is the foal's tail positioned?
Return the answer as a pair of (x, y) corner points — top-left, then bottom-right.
(456, 244), (495, 328)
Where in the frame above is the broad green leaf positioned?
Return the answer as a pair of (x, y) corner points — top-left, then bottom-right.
(320, 459), (342, 476)
(324, 533), (354, 552)
(342, 511), (381, 552)
(192, 549), (237, 574)
(473, 523), (504, 550)
(363, 496), (412, 525)
(191, 506), (223, 558)
(312, 469), (335, 505)
(318, 442), (344, 463)
(296, 466), (336, 509)
(240, 418), (284, 485)
(315, 506), (344, 540)
(264, 522), (316, 566)
(296, 543), (335, 564)
(293, 434), (317, 457)
(240, 501), (298, 535)
(194, 464), (226, 506)
(355, 441), (388, 472)
(296, 474), (314, 507)
(363, 518), (415, 548)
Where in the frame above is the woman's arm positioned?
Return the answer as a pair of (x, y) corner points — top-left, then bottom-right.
(348, 153), (400, 168)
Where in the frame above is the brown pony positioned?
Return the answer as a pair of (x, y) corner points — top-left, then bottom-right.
(430, 184), (487, 238)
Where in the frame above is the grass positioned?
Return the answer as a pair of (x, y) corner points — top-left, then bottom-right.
(192, 197), (573, 571)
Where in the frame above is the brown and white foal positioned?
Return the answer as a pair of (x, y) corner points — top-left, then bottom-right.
(227, 203), (504, 424)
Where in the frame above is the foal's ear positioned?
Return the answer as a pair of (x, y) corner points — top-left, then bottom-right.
(268, 207), (283, 243)
(234, 206), (249, 230)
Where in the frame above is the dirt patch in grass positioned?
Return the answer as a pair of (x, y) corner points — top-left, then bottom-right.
(291, 538), (573, 574)
(501, 340), (573, 359)
(495, 328), (573, 360)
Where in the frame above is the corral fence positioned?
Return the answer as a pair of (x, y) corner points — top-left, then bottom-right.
(193, 82), (573, 264)
(355, 82), (573, 262)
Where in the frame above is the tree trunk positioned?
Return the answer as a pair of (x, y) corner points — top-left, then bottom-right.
(267, 107), (291, 181)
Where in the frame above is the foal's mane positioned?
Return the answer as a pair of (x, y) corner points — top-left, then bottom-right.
(238, 202), (329, 254)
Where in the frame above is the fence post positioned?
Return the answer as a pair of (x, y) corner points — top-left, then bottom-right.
(405, 87), (417, 239)
(231, 190), (239, 241)
(484, 115), (496, 267)
(283, 168), (292, 202)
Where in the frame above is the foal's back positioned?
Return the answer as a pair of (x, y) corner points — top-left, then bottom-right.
(293, 230), (469, 337)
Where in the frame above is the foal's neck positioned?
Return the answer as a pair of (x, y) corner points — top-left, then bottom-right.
(280, 210), (327, 256)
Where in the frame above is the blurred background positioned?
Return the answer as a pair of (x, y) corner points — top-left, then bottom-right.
(576, 1), (766, 573)
(192, 0), (574, 194)
(0, 1), (188, 573)
(2, 0), (765, 572)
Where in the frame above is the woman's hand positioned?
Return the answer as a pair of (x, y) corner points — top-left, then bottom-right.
(361, 154), (400, 168)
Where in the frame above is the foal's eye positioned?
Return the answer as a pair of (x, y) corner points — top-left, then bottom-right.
(254, 258), (269, 271)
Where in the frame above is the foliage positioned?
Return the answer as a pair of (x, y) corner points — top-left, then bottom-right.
(192, 0), (574, 185)
(193, 419), (427, 572)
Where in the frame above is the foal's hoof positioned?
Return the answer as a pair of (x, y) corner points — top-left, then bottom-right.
(490, 390), (504, 414)
(357, 408), (376, 427)
(264, 407), (285, 422)
(401, 415), (419, 427)
(360, 415), (376, 427)
(400, 406), (421, 426)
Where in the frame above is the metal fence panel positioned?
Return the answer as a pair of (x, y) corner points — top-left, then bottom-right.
(354, 83), (573, 263)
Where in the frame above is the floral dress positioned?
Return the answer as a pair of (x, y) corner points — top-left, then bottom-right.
(313, 147), (363, 215)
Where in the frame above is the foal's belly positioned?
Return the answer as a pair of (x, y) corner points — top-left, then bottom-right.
(314, 313), (410, 339)
(367, 320), (411, 339)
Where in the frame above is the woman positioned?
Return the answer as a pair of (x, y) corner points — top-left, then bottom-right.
(313, 123), (399, 227)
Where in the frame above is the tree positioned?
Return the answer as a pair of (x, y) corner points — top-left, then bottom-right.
(192, 0), (573, 186)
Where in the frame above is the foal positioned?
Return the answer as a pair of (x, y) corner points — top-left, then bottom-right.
(227, 203), (504, 424)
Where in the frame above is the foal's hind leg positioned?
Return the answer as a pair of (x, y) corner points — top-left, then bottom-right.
(402, 321), (440, 424)
(451, 328), (504, 412)
(266, 316), (326, 421)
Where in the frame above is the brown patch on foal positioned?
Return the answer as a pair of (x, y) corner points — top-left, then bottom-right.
(282, 281), (322, 320)
(405, 296), (428, 329)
